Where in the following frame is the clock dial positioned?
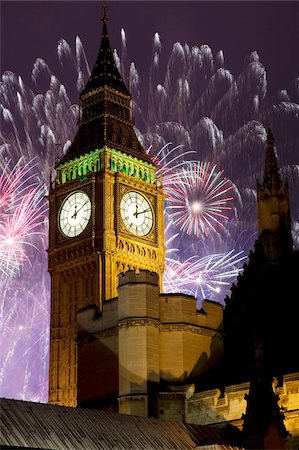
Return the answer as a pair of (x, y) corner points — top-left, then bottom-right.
(59, 191), (91, 238)
(120, 191), (153, 237)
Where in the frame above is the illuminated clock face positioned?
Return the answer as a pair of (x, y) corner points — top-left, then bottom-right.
(120, 191), (153, 236)
(59, 191), (91, 238)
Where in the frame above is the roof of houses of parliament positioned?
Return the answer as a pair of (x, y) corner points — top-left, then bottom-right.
(0, 398), (242, 450)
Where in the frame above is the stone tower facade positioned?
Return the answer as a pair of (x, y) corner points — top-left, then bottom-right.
(257, 129), (293, 261)
(77, 270), (224, 416)
(118, 271), (160, 417)
(48, 14), (164, 407)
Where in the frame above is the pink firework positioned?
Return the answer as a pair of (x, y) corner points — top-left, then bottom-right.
(0, 158), (48, 277)
(164, 161), (234, 236)
(0, 188), (47, 276)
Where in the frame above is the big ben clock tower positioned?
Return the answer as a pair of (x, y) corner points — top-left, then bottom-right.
(48, 10), (165, 407)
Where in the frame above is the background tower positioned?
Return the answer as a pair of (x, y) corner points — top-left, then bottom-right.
(257, 129), (293, 261)
(224, 129), (297, 386)
(48, 13), (165, 406)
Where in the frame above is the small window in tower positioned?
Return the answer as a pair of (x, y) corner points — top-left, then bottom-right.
(118, 128), (122, 144)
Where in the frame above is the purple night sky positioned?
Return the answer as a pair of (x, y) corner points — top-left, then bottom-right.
(1, 1), (298, 402)
(2, 1), (299, 98)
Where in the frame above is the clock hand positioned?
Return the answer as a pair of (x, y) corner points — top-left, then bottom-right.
(134, 204), (138, 218)
(77, 201), (88, 214)
(71, 204), (78, 219)
(136, 208), (151, 216)
(71, 201), (88, 219)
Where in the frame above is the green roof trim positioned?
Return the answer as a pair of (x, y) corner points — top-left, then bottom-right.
(55, 147), (156, 186)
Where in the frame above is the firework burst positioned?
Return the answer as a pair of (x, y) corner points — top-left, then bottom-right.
(0, 187), (47, 276)
(0, 159), (47, 277)
(164, 249), (247, 304)
(164, 161), (234, 237)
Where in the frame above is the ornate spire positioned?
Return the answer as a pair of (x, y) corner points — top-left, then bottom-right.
(102, 0), (108, 26)
(59, 6), (152, 166)
(263, 129), (282, 191)
(256, 129), (293, 260)
(80, 2), (129, 97)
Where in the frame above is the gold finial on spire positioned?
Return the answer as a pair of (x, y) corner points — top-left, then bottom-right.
(101, 0), (109, 24)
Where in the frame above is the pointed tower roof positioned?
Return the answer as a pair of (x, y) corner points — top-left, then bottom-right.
(256, 128), (293, 260)
(58, 5), (153, 166)
(81, 6), (129, 98)
(263, 129), (282, 191)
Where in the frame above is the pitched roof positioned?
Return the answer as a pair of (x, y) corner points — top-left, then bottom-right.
(0, 398), (242, 449)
